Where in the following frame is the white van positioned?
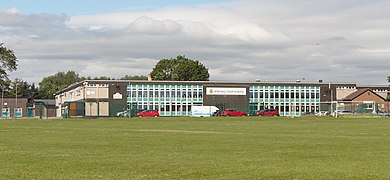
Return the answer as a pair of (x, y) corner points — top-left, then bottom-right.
(191, 106), (219, 117)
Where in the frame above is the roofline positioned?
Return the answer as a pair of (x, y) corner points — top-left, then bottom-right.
(343, 88), (387, 101)
(54, 80), (359, 96)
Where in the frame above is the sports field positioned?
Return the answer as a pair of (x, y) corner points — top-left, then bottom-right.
(1, 116), (390, 179)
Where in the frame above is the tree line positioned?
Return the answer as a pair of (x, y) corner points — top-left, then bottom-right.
(1, 43), (210, 105)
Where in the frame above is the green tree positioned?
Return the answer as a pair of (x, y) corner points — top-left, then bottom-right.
(150, 55), (209, 81)
(387, 75), (390, 100)
(0, 43), (18, 79)
(92, 76), (114, 80)
(120, 75), (148, 80)
(39, 71), (83, 99)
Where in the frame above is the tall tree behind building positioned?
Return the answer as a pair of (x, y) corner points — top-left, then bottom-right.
(150, 55), (209, 81)
(39, 71), (83, 99)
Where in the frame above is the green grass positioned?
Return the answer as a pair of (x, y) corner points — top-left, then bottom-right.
(1, 116), (390, 179)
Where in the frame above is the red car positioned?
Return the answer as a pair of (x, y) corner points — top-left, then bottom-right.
(256, 109), (280, 116)
(136, 110), (160, 117)
(221, 108), (248, 116)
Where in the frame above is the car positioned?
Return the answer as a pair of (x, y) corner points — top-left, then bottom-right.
(221, 108), (248, 116)
(212, 110), (221, 116)
(332, 110), (353, 116)
(136, 110), (159, 117)
(256, 109), (280, 116)
(315, 111), (329, 116)
(377, 111), (390, 117)
(116, 110), (129, 117)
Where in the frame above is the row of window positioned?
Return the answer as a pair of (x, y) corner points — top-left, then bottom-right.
(133, 102), (203, 112)
(249, 90), (320, 99)
(254, 103), (320, 113)
(128, 88), (204, 99)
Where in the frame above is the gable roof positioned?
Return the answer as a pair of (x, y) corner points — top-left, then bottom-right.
(343, 88), (386, 101)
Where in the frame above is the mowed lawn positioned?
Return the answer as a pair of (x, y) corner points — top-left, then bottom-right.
(1, 116), (390, 179)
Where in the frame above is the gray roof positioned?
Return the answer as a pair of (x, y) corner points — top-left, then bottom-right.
(33, 99), (56, 106)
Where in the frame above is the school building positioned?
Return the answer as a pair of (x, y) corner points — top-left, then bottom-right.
(54, 79), (388, 118)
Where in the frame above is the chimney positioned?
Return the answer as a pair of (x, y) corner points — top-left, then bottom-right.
(147, 74), (152, 81)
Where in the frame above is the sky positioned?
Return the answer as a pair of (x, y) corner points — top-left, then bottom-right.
(1, 0), (389, 85)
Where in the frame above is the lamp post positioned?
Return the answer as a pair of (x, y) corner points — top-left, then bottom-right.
(1, 85), (3, 118)
(15, 83), (17, 118)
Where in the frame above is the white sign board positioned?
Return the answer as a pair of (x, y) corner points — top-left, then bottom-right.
(113, 92), (123, 99)
(206, 87), (246, 96)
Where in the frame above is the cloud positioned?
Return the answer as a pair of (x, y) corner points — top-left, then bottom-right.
(127, 16), (182, 35)
(1, 0), (390, 85)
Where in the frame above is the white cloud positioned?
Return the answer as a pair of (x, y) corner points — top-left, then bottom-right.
(1, 0), (390, 85)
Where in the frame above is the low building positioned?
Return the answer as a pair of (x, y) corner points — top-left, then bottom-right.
(342, 88), (389, 113)
(55, 80), (364, 117)
(1, 97), (28, 118)
(33, 99), (56, 118)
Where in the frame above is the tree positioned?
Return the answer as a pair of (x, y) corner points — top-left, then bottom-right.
(387, 75), (390, 100)
(120, 75), (148, 80)
(39, 71), (83, 99)
(150, 55), (209, 81)
(0, 43), (18, 79)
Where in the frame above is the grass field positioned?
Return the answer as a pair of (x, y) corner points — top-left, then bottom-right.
(1, 116), (390, 179)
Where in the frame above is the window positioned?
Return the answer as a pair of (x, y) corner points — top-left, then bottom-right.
(172, 90), (176, 98)
(166, 91), (170, 98)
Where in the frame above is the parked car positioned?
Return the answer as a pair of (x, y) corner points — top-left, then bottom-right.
(136, 110), (160, 117)
(116, 110), (129, 117)
(332, 110), (353, 116)
(256, 109), (280, 116)
(377, 111), (390, 117)
(315, 111), (329, 116)
(212, 110), (222, 116)
(221, 108), (248, 116)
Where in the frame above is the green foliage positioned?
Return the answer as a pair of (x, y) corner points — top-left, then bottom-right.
(388, 76), (390, 100)
(2, 117), (390, 179)
(0, 78), (39, 106)
(38, 71), (83, 99)
(120, 75), (148, 80)
(150, 55), (209, 81)
(0, 43), (18, 80)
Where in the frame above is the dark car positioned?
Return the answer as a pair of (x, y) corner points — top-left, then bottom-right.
(212, 110), (221, 116)
(136, 110), (160, 117)
(256, 109), (280, 116)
